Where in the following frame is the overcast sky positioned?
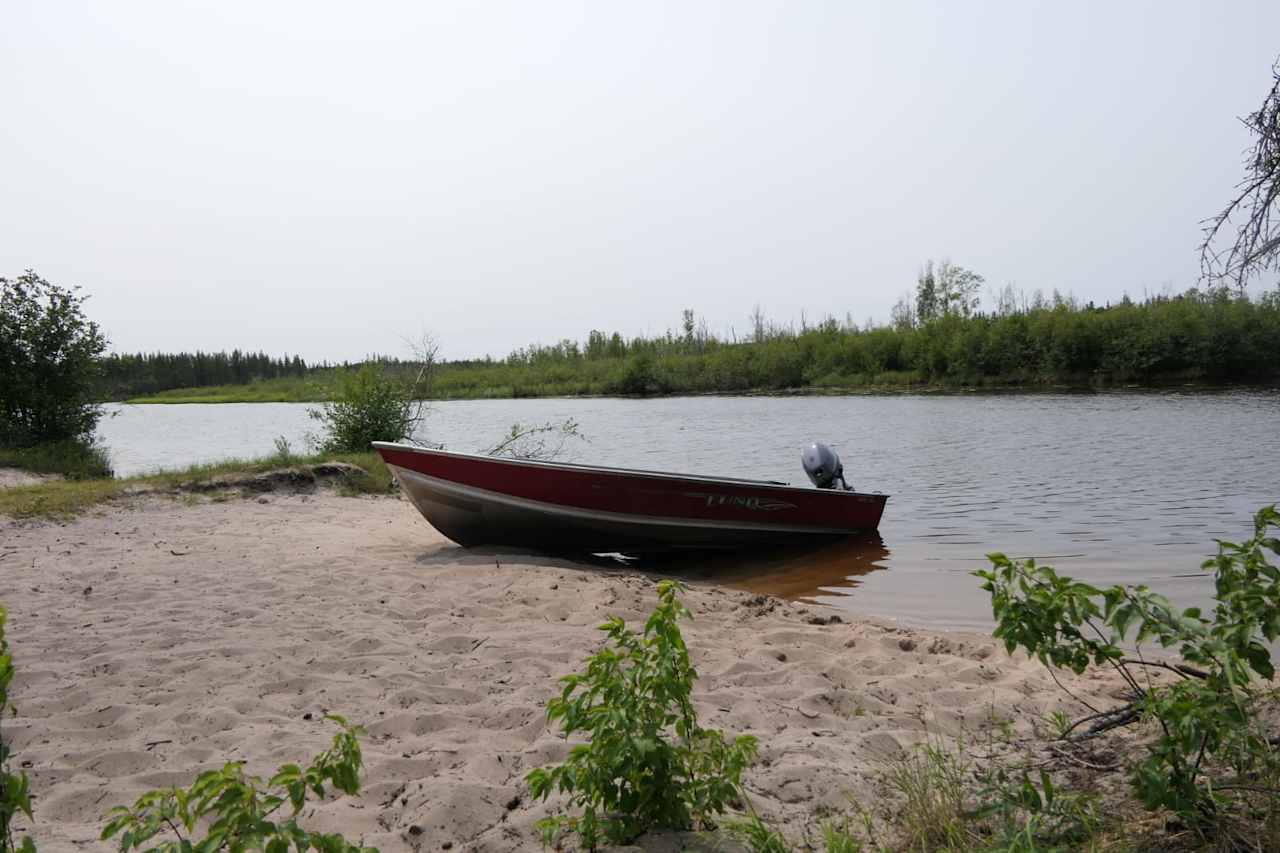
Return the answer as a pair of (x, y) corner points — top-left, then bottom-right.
(3, 1), (1277, 362)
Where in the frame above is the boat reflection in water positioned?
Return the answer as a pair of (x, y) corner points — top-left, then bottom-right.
(629, 532), (890, 603)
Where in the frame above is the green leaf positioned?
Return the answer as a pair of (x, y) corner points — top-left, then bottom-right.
(1244, 642), (1274, 680)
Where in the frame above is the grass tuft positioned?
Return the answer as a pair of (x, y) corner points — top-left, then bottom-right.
(0, 478), (124, 518)
(883, 739), (982, 852)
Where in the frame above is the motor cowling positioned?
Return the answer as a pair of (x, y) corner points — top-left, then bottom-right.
(802, 442), (851, 491)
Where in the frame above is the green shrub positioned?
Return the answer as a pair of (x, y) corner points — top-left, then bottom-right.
(526, 580), (758, 848)
(976, 504), (1280, 833)
(608, 353), (661, 395)
(0, 271), (107, 448)
(101, 716), (374, 852)
(308, 364), (423, 452)
(1, 606), (37, 853)
(0, 439), (112, 480)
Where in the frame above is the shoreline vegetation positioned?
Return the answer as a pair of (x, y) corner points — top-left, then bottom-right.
(0, 450), (390, 518)
(109, 286), (1280, 404)
(123, 375), (1280, 405)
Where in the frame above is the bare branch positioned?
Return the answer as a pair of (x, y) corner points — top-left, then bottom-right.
(1118, 658), (1209, 680)
(485, 418), (588, 461)
(399, 332), (439, 445)
(1046, 665), (1102, 715)
(1200, 58), (1280, 290)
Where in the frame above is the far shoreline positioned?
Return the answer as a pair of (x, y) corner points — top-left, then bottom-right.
(118, 378), (1280, 405)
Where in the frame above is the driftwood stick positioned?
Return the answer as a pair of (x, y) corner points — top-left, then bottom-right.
(1215, 784), (1280, 796)
(1059, 703), (1141, 741)
(1119, 658), (1209, 679)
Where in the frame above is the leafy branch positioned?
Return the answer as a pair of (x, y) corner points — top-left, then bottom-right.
(1, 606), (36, 853)
(100, 716), (375, 853)
(485, 418), (587, 461)
(975, 505), (1280, 827)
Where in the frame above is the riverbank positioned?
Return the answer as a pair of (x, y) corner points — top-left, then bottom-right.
(122, 374), (1276, 404)
(1, 492), (1139, 851)
(119, 372), (1022, 404)
(0, 451), (391, 518)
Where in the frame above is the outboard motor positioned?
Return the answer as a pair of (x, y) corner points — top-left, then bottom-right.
(802, 442), (852, 491)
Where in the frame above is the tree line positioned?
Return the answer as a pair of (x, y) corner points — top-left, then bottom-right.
(430, 283), (1280, 398)
(98, 350), (311, 398)
(97, 351), (437, 399)
(104, 281), (1280, 402)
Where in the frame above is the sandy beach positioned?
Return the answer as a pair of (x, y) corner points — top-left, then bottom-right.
(0, 490), (1128, 851)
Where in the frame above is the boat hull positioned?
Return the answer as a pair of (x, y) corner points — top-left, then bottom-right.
(374, 443), (888, 553)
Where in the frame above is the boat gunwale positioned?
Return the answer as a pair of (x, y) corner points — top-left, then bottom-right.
(372, 441), (889, 501)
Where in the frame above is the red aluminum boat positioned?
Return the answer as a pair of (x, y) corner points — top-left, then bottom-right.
(373, 442), (888, 553)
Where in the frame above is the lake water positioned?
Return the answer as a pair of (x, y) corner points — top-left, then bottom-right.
(96, 392), (1280, 631)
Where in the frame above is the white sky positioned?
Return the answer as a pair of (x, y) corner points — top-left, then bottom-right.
(3, 1), (1277, 362)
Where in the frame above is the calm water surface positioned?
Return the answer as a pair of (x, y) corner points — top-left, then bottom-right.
(97, 392), (1280, 631)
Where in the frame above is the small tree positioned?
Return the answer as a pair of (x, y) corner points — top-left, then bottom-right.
(916, 260), (984, 323)
(0, 271), (107, 448)
(935, 261), (984, 318)
(915, 262), (941, 323)
(527, 581), (758, 848)
(890, 293), (916, 330)
(749, 304), (768, 343)
(308, 337), (436, 453)
(308, 364), (423, 453)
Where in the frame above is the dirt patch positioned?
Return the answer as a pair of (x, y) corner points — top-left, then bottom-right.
(175, 462), (368, 494)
